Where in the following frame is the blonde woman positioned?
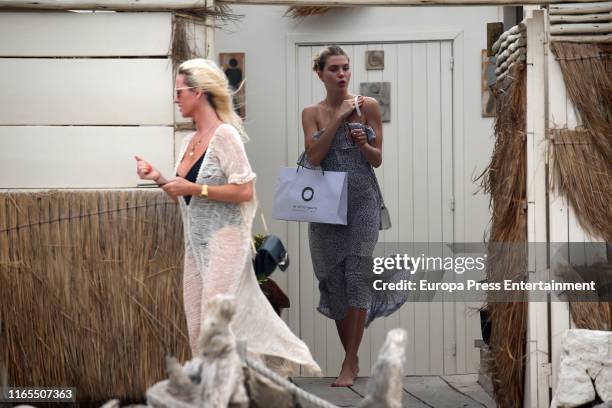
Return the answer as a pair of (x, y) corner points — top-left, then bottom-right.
(136, 58), (320, 376)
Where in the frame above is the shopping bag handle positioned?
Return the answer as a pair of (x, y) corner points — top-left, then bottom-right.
(297, 151), (325, 175)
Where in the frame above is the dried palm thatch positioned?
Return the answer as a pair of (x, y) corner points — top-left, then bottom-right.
(477, 62), (528, 408)
(550, 129), (612, 242)
(550, 43), (612, 171)
(173, 16), (199, 66)
(556, 261), (612, 330)
(171, 4), (242, 64)
(0, 190), (189, 403)
(549, 42), (612, 333)
(177, 3), (241, 24)
(569, 299), (612, 330)
(549, 43), (612, 241)
(284, 6), (334, 19)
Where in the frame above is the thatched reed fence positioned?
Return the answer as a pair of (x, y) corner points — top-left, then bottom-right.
(0, 191), (190, 403)
(550, 42), (612, 331)
(478, 62), (528, 408)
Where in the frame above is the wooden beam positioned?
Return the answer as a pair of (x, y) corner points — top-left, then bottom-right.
(550, 32), (612, 40)
(222, 0), (606, 5)
(0, 0), (209, 10)
(0, 0), (606, 8)
(550, 12), (612, 23)
(205, 0), (214, 58)
(549, 2), (612, 14)
(550, 21), (612, 33)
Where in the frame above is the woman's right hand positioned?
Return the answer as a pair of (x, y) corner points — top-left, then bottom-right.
(337, 95), (364, 120)
(134, 155), (160, 181)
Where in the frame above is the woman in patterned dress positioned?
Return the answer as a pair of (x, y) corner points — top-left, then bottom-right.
(302, 45), (408, 386)
(135, 58), (320, 377)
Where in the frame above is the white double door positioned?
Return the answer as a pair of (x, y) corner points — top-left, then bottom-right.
(293, 41), (479, 376)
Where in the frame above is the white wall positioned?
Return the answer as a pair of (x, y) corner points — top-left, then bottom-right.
(217, 5), (499, 243)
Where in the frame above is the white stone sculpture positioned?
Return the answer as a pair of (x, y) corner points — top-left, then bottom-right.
(552, 329), (612, 407)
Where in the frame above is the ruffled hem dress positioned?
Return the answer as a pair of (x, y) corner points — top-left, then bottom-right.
(305, 123), (410, 327)
(177, 123), (321, 377)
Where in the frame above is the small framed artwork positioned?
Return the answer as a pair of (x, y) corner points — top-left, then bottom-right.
(360, 82), (391, 122)
(481, 49), (497, 117)
(366, 50), (384, 70)
(219, 52), (245, 118)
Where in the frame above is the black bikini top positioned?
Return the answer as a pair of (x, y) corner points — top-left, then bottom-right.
(180, 151), (205, 206)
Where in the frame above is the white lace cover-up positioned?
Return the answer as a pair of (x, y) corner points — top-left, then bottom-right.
(176, 123), (321, 376)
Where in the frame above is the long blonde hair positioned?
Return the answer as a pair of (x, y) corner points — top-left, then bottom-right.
(178, 58), (248, 141)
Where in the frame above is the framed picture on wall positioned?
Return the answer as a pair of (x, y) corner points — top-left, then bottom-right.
(219, 52), (245, 118)
(481, 49), (496, 117)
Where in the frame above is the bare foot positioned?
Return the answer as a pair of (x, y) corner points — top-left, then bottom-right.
(331, 358), (359, 387)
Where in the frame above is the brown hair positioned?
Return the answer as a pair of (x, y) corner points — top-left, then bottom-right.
(312, 45), (349, 72)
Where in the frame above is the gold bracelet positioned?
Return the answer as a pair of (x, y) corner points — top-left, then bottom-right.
(200, 184), (208, 198)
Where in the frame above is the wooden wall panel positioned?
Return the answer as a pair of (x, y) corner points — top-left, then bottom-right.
(0, 12), (172, 57)
(0, 126), (174, 188)
(0, 59), (174, 125)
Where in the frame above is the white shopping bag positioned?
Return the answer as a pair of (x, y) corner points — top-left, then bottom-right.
(272, 167), (348, 225)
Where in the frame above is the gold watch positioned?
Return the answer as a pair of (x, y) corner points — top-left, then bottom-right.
(200, 184), (209, 198)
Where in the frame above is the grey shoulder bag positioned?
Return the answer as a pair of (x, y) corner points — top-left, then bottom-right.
(368, 166), (392, 230)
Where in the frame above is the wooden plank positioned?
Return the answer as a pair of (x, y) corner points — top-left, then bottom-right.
(285, 36), (302, 349)
(440, 40), (457, 375)
(568, 198), (587, 266)
(350, 42), (373, 377)
(549, 3), (612, 14)
(442, 374), (497, 408)
(547, 34), (571, 397)
(426, 40), (445, 375)
(404, 376), (484, 407)
(365, 42), (387, 377)
(550, 13), (612, 23)
(351, 377), (431, 407)
(0, 0), (607, 7)
(0, 58), (173, 126)
(0, 12), (172, 57)
(380, 41), (400, 330)
(550, 21), (612, 34)
(525, 10), (550, 408)
(205, 0), (215, 58)
(297, 45), (318, 373)
(293, 377), (363, 407)
(311, 50), (328, 375)
(412, 42), (431, 375)
(396, 42), (417, 376)
(550, 33), (612, 42)
(0, 126), (174, 188)
(0, 0), (211, 10)
(452, 32), (468, 375)
(222, 0), (609, 5)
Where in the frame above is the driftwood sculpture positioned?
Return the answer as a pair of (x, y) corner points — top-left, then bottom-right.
(358, 329), (407, 408)
(141, 295), (409, 408)
(146, 295), (248, 408)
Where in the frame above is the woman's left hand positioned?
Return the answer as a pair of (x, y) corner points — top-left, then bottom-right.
(350, 128), (368, 147)
(161, 177), (197, 196)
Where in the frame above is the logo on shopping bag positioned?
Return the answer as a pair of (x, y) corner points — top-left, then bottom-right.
(301, 187), (314, 202)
